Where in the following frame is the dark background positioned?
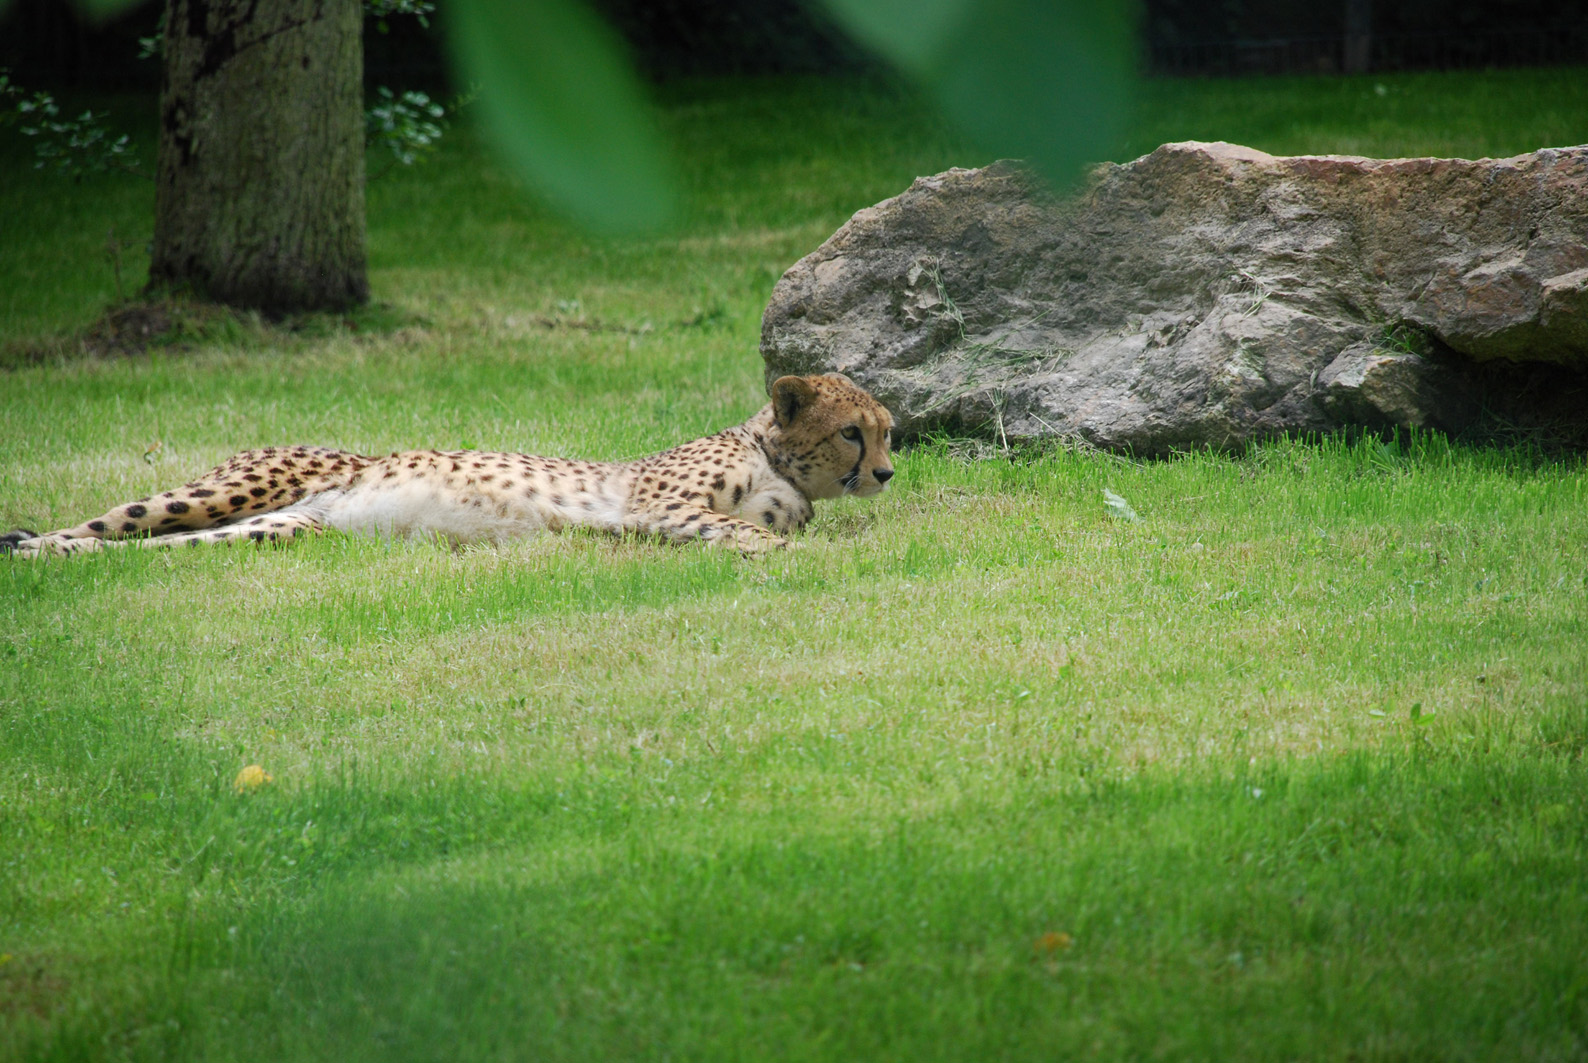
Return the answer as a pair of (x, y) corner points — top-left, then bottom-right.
(3, 0), (1586, 91)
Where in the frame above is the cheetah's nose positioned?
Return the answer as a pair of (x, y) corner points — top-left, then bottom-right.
(874, 468), (894, 484)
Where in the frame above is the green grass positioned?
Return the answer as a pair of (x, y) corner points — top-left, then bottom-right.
(1122, 66), (1588, 159)
(2, 69), (1587, 1061)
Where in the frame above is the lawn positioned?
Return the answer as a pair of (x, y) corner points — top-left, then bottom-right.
(2, 68), (1586, 1061)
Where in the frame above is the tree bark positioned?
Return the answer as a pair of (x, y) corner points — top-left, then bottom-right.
(149, 0), (368, 313)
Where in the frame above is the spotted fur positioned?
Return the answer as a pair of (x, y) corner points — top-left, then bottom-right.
(2, 374), (894, 558)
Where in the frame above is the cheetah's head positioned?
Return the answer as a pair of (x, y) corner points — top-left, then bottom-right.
(767, 373), (895, 501)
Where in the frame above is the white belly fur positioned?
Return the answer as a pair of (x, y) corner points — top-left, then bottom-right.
(284, 480), (629, 545)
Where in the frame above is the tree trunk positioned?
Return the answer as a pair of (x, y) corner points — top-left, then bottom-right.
(149, 0), (368, 313)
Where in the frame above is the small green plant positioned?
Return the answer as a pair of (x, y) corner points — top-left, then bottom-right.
(1232, 268), (1271, 315)
(1378, 321), (1434, 357)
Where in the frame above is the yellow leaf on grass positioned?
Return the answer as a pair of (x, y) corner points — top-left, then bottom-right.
(1033, 931), (1073, 954)
(233, 765), (274, 793)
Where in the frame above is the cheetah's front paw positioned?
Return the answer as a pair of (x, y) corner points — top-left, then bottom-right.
(733, 531), (792, 555)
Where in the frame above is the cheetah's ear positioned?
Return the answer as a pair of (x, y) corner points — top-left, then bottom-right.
(771, 375), (819, 428)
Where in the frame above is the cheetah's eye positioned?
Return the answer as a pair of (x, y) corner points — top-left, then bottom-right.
(840, 426), (862, 443)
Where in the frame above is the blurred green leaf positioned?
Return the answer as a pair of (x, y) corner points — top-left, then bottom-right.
(445, 0), (677, 232)
(822, 0), (1134, 185)
(67, 0), (148, 25)
(817, 0), (970, 72)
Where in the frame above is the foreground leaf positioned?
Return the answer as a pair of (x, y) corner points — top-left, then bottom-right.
(66, 0), (147, 25)
(445, 0), (677, 232)
(822, 0), (1134, 185)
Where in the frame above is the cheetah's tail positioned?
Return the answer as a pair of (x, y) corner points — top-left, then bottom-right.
(0, 530), (40, 554)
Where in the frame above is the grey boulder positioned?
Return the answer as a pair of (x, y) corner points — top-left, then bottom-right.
(760, 142), (1588, 452)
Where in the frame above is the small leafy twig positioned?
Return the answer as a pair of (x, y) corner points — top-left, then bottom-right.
(5, 72), (150, 180)
(366, 0), (435, 33)
(137, 10), (166, 59)
(365, 86), (448, 179)
(17, 93), (151, 180)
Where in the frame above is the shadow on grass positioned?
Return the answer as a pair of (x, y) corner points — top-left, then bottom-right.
(15, 720), (1586, 1063)
(0, 298), (428, 371)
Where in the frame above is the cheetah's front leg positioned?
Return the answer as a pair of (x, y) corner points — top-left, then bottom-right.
(624, 505), (790, 553)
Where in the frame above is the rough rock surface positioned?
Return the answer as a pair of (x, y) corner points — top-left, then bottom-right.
(760, 142), (1588, 452)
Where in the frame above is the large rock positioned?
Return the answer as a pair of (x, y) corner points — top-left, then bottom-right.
(760, 143), (1588, 452)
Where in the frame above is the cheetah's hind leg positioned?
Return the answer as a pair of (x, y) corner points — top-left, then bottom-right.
(6, 512), (325, 558)
(114, 510), (327, 551)
(2, 445), (359, 559)
(4, 530), (107, 558)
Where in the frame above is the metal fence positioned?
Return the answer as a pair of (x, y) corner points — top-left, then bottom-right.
(1148, 28), (1588, 77)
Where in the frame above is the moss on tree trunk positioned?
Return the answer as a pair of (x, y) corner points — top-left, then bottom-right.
(150, 0), (368, 313)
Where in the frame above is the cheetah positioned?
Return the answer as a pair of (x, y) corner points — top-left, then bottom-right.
(1, 374), (894, 559)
